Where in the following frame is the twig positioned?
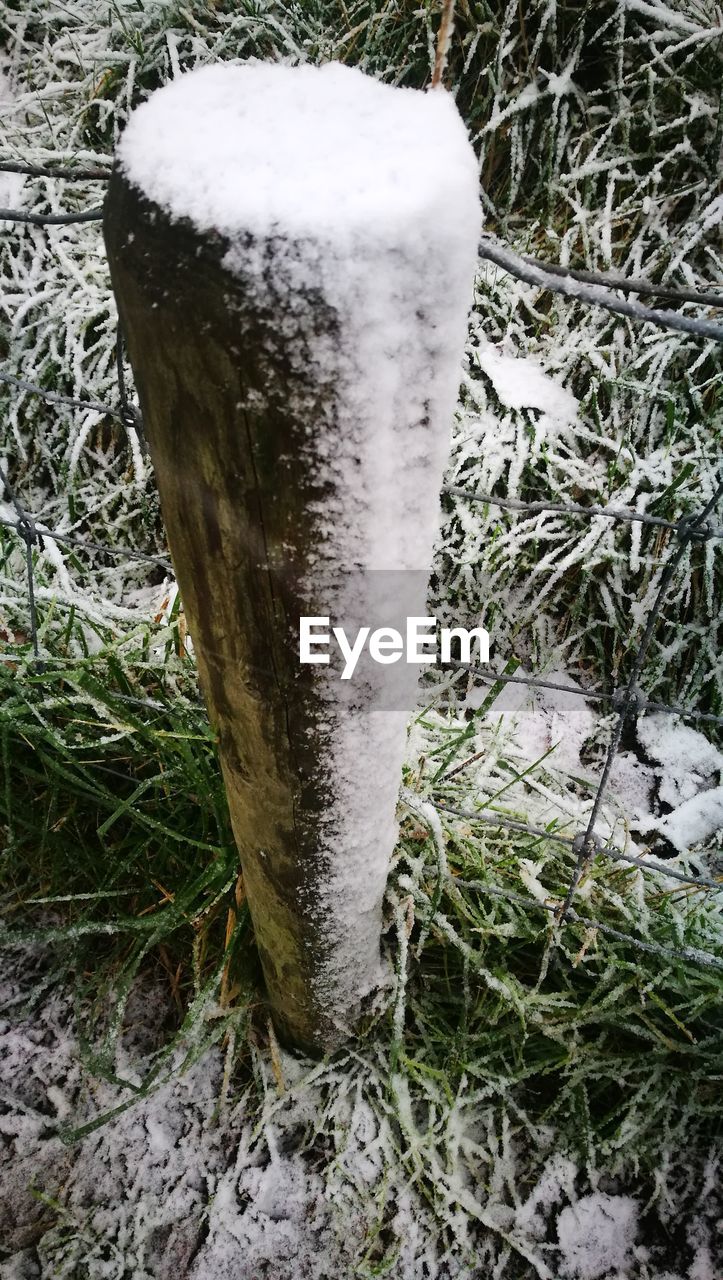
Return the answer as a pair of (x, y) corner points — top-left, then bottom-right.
(431, 0), (456, 89)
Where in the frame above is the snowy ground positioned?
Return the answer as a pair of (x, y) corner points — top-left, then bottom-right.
(1, 945), (720, 1280)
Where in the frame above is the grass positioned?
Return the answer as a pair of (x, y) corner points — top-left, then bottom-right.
(1, 606), (721, 1272)
(1, 0), (722, 1273)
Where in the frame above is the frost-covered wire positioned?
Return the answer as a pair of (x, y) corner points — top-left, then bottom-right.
(447, 877), (723, 973)
(443, 485), (723, 540)
(447, 660), (723, 725)
(0, 514), (171, 570)
(432, 801), (723, 891)
(557, 473), (723, 922)
(519, 252), (723, 310)
(0, 370), (119, 416)
(410, 800), (723, 972)
(0, 205), (104, 225)
(0, 159), (110, 180)
(479, 235), (723, 341)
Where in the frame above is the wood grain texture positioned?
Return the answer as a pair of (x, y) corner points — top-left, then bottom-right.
(104, 171), (364, 1054)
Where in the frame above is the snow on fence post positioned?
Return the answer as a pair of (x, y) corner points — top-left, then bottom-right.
(103, 63), (479, 1054)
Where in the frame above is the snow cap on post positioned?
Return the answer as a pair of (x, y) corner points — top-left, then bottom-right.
(107, 62), (480, 1054)
(118, 61), (479, 249)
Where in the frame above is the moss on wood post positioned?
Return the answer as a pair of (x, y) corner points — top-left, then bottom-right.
(104, 175), (364, 1055)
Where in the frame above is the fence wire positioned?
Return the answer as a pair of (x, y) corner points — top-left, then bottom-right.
(1, 170), (722, 973)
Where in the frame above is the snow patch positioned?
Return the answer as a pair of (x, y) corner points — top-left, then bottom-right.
(658, 787), (723, 855)
(636, 714), (723, 809)
(477, 345), (579, 427)
(556, 1192), (639, 1279)
(610, 714), (723, 854)
(468, 668), (595, 778)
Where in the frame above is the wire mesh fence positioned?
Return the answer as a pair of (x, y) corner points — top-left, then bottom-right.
(1, 161), (722, 974)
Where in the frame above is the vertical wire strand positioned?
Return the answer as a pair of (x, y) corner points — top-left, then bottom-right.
(0, 461), (41, 660)
(557, 474), (723, 921)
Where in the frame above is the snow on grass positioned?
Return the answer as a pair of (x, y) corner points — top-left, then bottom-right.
(0, 65), (24, 213)
(464, 667), (596, 779)
(610, 712), (723, 857)
(556, 1192), (639, 1279)
(476, 344), (579, 428)
(656, 787), (723, 858)
(0, 950), (533, 1277)
(2, 948), (719, 1279)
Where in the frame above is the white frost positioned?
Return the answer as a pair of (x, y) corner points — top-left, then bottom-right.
(468, 668), (595, 779)
(636, 713), (723, 809)
(658, 787), (723, 855)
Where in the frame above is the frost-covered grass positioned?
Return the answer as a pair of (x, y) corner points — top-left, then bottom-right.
(1, 1), (722, 1276)
(2, 647), (723, 1275)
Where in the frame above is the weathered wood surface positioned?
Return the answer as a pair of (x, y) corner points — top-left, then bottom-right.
(104, 172), (356, 1055)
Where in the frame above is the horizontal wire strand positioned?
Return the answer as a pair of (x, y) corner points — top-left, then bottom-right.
(431, 800), (723, 891)
(0, 159), (110, 179)
(443, 484), (723, 540)
(518, 250), (723, 309)
(0, 514), (171, 569)
(440, 879), (723, 972)
(446, 660), (723, 727)
(479, 235), (723, 341)
(0, 370), (120, 416)
(0, 206), (104, 225)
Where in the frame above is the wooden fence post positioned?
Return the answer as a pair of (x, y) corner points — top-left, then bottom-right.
(103, 63), (479, 1054)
